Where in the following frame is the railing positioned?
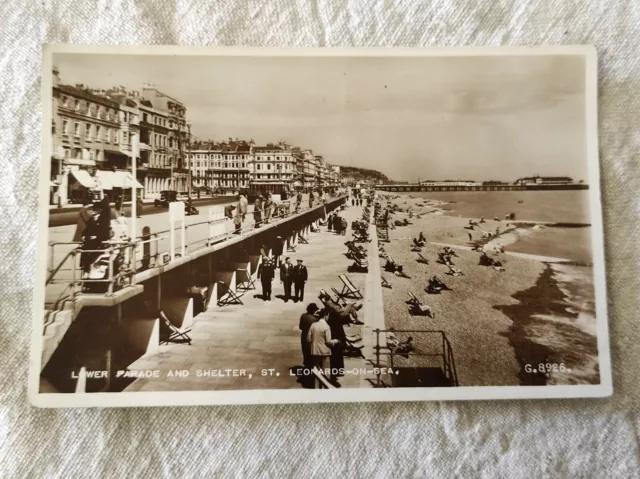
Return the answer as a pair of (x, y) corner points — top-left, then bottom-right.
(372, 329), (459, 388)
(46, 194), (345, 308)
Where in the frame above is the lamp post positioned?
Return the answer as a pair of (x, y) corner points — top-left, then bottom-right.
(187, 122), (192, 198)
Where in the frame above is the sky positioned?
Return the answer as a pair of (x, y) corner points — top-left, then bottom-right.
(54, 52), (588, 182)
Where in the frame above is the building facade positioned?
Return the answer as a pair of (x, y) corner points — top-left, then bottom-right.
(250, 142), (296, 195)
(189, 139), (251, 195)
(52, 68), (134, 205)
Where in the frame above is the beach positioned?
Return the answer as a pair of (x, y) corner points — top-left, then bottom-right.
(378, 191), (599, 387)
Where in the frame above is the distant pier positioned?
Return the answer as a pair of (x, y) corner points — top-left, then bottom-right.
(375, 184), (589, 193)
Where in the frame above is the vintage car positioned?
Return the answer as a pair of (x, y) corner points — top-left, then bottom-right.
(154, 190), (178, 208)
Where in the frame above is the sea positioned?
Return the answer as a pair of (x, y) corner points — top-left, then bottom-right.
(406, 190), (600, 385)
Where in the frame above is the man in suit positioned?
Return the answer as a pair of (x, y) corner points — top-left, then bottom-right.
(293, 258), (308, 303)
(280, 256), (294, 302)
(257, 256), (275, 302)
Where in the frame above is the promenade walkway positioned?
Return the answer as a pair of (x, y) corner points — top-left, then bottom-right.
(126, 203), (372, 392)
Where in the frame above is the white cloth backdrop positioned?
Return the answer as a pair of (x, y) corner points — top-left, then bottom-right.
(1, 1), (639, 477)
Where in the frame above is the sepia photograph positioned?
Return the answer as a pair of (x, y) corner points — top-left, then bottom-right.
(30, 45), (611, 407)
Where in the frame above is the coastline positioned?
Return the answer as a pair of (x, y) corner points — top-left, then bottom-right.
(379, 192), (598, 387)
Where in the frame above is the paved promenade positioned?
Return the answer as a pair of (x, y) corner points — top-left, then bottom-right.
(126, 203), (372, 391)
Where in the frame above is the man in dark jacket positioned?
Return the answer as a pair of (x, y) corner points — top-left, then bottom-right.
(280, 256), (294, 302)
(257, 256), (276, 301)
(293, 258), (308, 303)
(299, 302), (320, 388)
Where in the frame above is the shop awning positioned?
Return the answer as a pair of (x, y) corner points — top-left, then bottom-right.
(95, 170), (115, 190)
(292, 181), (302, 187)
(114, 171), (144, 189)
(70, 169), (97, 189)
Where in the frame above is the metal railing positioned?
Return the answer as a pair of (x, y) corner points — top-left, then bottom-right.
(372, 329), (459, 388)
(46, 194), (345, 308)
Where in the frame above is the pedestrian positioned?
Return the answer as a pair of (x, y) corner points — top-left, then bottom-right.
(293, 258), (308, 302)
(296, 191), (302, 212)
(264, 194), (273, 224)
(351, 196), (355, 206)
(257, 256), (275, 301)
(280, 256), (294, 302)
(307, 311), (339, 388)
(273, 236), (285, 268)
(254, 195), (263, 227)
(326, 307), (346, 380)
(239, 193), (248, 221)
(233, 196), (242, 235)
(309, 191), (314, 209)
(72, 200), (95, 242)
(299, 303), (320, 388)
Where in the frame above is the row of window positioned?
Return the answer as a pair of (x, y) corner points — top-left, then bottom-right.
(193, 161), (247, 168)
(191, 154), (248, 160)
(61, 119), (127, 144)
(60, 96), (121, 122)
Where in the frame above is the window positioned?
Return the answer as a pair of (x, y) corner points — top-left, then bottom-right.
(241, 163), (245, 168)
(123, 131), (129, 145)
(62, 119), (68, 134)
(267, 164), (271, 170)
(85, 123), (91, 138)
(62, 96), (68, 107)
(106, 128), (111, 142)
(114, 130), (119, 143)
(95, 125), (101, 140)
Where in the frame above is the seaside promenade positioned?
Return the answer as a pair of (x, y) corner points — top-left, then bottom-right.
(126, 203), (372, 391)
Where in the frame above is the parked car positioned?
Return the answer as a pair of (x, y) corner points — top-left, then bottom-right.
(154, 190), (178, 208)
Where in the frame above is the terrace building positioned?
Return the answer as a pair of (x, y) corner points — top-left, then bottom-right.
(250, 142), (296, 195)
(189, 139), (251, 195)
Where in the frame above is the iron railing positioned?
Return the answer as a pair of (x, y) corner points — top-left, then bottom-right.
(372, 329), (459, 388)
(46, 195), (344, 308)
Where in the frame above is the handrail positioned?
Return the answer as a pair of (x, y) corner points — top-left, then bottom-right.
(372, 328), (459, 387)
(45, 194), (347, 307)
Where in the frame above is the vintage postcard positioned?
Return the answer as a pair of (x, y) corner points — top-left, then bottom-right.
(30, 45), (611, 407)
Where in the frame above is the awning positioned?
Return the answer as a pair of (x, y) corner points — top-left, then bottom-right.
(70, 169), (97, 189)
(95, 170), (115, 190)
(114, 171), (144, 189)
(292, 181), (302, 187)
(139, 143), (152, 151)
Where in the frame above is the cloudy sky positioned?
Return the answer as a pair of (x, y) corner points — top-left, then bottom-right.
(54, 52), (588, 182)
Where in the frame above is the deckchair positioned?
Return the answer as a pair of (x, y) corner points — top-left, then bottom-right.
(406, 292), (434, 317)
(381, 275), (392, 289)
(159, 310), (192, 345)
(337, 274), (363, 300)
(416, 253), (429, 264)
(217, 280), (243, 306)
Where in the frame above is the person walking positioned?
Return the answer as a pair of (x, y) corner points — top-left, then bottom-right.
(308, 191), (314, 209)
(239, 193), (248, 221)
(257, 256), (275, 302)
(293, 258), (308, 303)
(296, 191), (302, 212)
(254, 195), (263, 227)
(280, 256), (294, 302)
(307, 312), (339, 388)
(299, 303), (320, 388)
(264, 194), (273, 224)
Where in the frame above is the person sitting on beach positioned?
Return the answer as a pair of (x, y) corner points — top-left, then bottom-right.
(479, 217), (486, 224)
(443, 247), (458, 257)
(493, 216), (500, 221)
(492, 260), (505, 272)
(469, 219), (479, 227)
(418, 232), (426, 243)
(446, 264), (464, 277)
(426, 276), (450, 293)
(384, 259), (411, 278)
(437, 252), (454, 266)
(496, 226), (501, 235)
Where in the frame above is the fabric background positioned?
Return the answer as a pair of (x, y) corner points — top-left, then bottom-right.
(2, 1), (639, 477)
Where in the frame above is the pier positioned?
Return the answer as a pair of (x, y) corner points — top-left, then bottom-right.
(375, 184), (589, 193)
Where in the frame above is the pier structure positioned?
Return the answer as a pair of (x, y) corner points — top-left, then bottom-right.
(375, 184), (588, 193)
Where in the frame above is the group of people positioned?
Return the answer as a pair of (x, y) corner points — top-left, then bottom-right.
(257, 255), (308, 303)
(326, 211), (348, 235)
(298, 292), (364, 388)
